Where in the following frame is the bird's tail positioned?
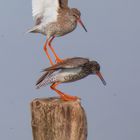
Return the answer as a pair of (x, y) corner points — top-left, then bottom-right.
(36, 72), (56, 89)
(26, 26), (40, 33)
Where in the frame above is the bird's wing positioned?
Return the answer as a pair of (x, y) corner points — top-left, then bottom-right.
(32, 0), (59, 25)
(43, 57), (90, 71)
(32, 0), (68, 25)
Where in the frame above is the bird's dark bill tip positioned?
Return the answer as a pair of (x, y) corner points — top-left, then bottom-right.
(78, 18), (88, 32)
(96, 72), (107, 86)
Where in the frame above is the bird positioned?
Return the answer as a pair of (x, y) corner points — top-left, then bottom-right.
(36, 57), (106, 101)
(28, 0), (87, 66)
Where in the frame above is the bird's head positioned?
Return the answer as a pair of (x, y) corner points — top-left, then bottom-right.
(70, 8), (87, 32)
(90, 61), (106, 86)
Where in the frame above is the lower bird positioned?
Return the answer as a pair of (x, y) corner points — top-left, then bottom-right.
(36, 57), (106, 101)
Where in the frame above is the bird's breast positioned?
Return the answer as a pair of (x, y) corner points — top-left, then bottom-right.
(54, 15), (77, 37)
(40, 14), (77, 37)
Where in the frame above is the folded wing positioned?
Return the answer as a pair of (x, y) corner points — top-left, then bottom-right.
(43, 57), (90, 71)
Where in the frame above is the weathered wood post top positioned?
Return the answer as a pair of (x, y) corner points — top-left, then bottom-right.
(30, 97), (87, 140)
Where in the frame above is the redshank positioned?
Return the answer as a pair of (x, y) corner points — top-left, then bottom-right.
(28, 0), (87, 65)
(36, 57), (106, 101)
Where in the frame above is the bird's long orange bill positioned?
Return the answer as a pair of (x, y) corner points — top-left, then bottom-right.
(77, 18), (87, 32)
(96, 72), (106, 86)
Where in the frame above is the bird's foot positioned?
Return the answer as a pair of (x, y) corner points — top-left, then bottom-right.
(60, 94), (80, 101)
(55, 57), (64, 64)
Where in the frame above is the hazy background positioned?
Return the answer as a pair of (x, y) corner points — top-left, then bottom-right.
(0, 0), (140, 140)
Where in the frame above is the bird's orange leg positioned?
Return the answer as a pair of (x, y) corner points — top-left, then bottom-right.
(43, 39), (54, 66)
(50, 82), (79, 101)
(48, 36), (63, 63)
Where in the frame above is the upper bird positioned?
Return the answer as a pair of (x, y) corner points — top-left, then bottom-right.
(36, 57), (106, 101)
(28, 0), (87, 65)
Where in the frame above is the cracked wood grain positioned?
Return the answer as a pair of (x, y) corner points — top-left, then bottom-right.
(30, 97), (87, 140)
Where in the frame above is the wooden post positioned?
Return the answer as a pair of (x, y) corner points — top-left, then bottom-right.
(30, 97), (87, 140)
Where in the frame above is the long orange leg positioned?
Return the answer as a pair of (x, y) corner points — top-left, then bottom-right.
(48, 36), (63, 63)
(50, 82), (79, 101)
(43, 39), (54, 66)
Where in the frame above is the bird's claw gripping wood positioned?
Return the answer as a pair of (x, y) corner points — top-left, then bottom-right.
(60, 95), (79, 101)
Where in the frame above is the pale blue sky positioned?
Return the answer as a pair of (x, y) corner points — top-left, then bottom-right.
(0, 0), (140, 140)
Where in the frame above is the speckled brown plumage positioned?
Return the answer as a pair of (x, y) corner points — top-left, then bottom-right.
(28, 0), (87, 65)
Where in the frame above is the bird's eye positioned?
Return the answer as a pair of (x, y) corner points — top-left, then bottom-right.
(73, 14), (79, 19)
